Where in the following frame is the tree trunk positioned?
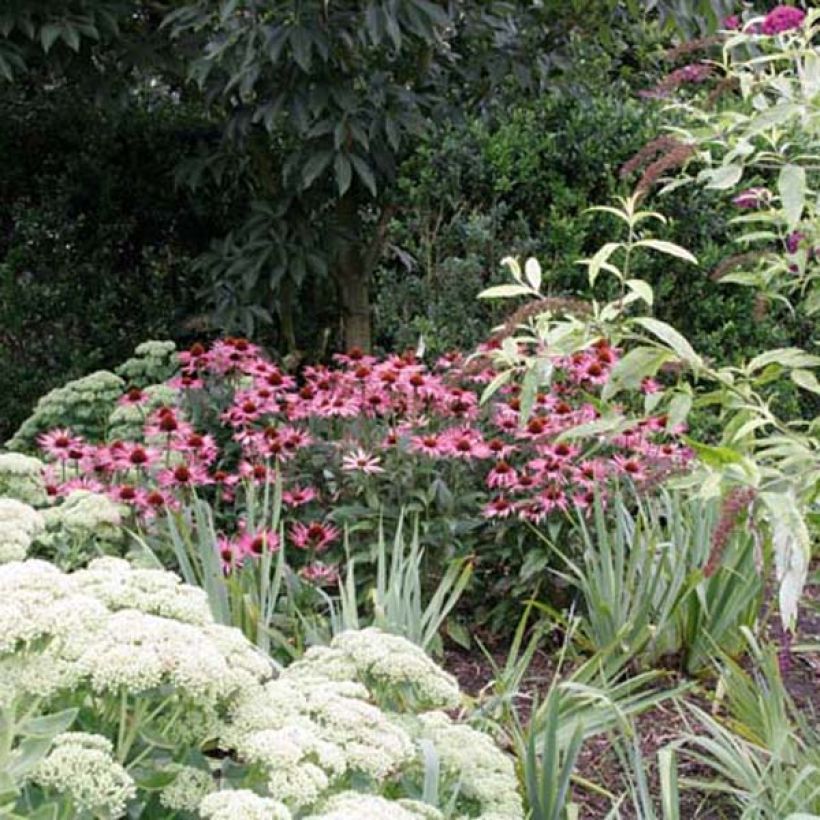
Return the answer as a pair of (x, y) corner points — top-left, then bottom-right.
(337, 245), (371, 352)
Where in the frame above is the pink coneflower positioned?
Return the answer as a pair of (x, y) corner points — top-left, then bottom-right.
(342, 448), (384, 475)
(290, 521), (341, 552)
(282, 485), (318, 507)
(238, 529), (280, 558)
(482, 496), (515, 519)
(237, 461), (273, 485)
(108, 484), (147, 509)
(409, 433), (448, 457)
(300, 561), (340, 586)
(157, 462), (212, 489)
(117, 387), (148, 407)
(38, 428), (84, 461)
(444, 427), (491, 459)
(761, 5), (805, 35)
(722, 14), (740, 30)
(57, 476), (106, 496)
(487, 460), (519, 489)
(113, 442), (160, 471)
(611, 454), (648, 482)
(216, 535), (242, 574)
(172, 432), (219, 465)
(333, 347), (378, 367)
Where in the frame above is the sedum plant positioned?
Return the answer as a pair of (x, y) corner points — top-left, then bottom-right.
(0, 539), (523, 818)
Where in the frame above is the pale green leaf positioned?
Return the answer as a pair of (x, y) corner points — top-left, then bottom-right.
(778, 164), (806, 230)
(634, 239), (697, 265)
(632, 317), (702, 366)
(478, 284), (535, 299)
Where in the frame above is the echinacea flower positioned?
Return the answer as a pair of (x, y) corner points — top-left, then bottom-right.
(290, 521), (340, 552)
(300, 561), (340, 586)
(238, 529), (280, 558)
(157, 463), (212, 489)
(282, 485), (318, 507)
(341, 448), (384, 475)
(486, 461), (518, 489)
(482, 496), (515, 519)
(38, 428), (84, 461)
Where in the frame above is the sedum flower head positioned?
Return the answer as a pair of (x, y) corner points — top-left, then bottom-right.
(42, 490), (123, 544)
(0, 453), (48, 506)
(33, 731), (136, 818)
(306, 792), (444, 820)
(199, 790), (292, 820)
(0, 498), (44, 563)
(160, 764), (215, 812)
(418, 711), (524, 819)
(7, 370), (125, 450)
(287, 628), (461, 710)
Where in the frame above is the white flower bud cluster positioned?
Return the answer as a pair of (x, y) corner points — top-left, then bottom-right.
(41, 490), (124, 547)
(199, 790), (292, 820)
(0, 557), (273, 708)
(307, 792), (445, 819)
(71, 556), (212, 624)
(7, 370), (125, 449)
(116, 340), (177, 385)
(287, 628), (461, 710)
(32, 732), (136, 817)
(0, 498), (44, 563)
(418, 711), (524, 819)
(159, 764), (215, 812)
(0, 453), (48, 506)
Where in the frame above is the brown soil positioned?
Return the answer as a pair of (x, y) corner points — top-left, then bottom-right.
(443, 573), (819, 819)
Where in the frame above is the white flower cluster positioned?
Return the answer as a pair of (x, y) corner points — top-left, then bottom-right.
(0, 557), (273, 708)
(0, 453), (48, 506)
(0, 498), (44, 563)
(7, 370), (125, 449)
(41, 490), (124, 546)
(286, 628), (461, 710)
(219, 629), (520, 818)
(199, 790), (292, 820)
(305, 792), (443, 820)
(115, 339), (177, 385)
(159, 764), (215, 812)
(33, 732), (136, 817)
(418, 711), (524, 819)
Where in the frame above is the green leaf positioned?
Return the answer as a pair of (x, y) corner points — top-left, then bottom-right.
(632, 317), (702, 367)
(289, 27), (312, 72)
(584, 242), (622, 286)
(603, 346), (671, 399)
(791, 369), (820, 395)
(20, 709), (78, 739)
(301, 150), (333, 190)
(634, 239), (697, 265)
(477, 284), (534, 299)
(747, 347), (820, 373)
(349, 154), (377, 197)
(702, 163), (743, 190)
(625, 278), (653, 306)
(681, 437), (744, 467)
(40, 23), (60, 52)
(778, 164), (806, 230)
(333, 153), (352, 196)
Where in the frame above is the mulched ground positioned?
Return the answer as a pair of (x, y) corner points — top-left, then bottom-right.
(442, 570), (819, 819)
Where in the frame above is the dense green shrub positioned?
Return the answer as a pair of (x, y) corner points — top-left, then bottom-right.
(0, 86), (220, 440)
(374, 75), (805, 381)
